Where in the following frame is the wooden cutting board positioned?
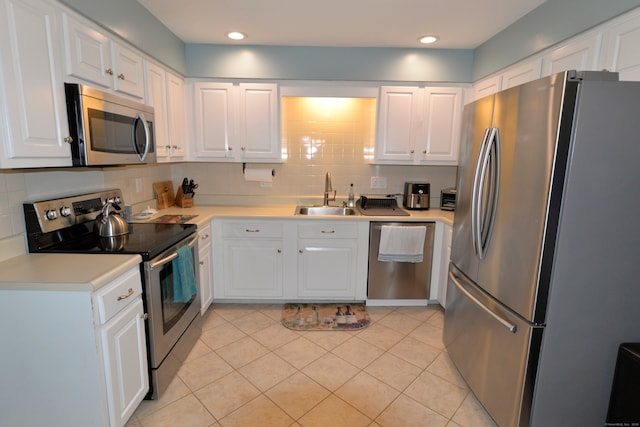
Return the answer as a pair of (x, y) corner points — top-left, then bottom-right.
(153, 181), (175, 209)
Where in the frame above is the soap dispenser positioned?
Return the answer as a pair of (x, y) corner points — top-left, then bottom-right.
(348, 183), (355, 208)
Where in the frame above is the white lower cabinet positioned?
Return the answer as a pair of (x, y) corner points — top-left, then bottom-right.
(297, 222), (358, 299)
(0, 265), (148, 427)
(214, 220), (285, 298)
(213, 219), (368, 301)
(198, 223), (213, 313)
(430, 221), (452, 308)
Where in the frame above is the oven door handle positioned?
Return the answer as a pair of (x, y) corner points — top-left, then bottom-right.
(148, 233), (198, 269)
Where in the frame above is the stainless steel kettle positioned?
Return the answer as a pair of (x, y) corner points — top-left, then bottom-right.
(94, 201), (129, 237)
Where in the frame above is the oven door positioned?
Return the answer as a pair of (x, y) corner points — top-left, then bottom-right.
(143, 232), (200, 369)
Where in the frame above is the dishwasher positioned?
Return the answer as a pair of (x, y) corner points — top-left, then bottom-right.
(367, 222), (435, 299)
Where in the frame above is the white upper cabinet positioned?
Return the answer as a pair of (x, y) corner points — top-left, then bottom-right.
(192, 81), (235, 159)
(541, 32), (603, 77)
(602, 8), (640, 81)
(375, 86), (463, 165)
(192, 81), (280, 162)
(472, 75), (502, 101)
(61, 11), (144, 99)
(501, 58), (542, 90)
(144, 60), (186, 162)
(0, 0), (72, 168)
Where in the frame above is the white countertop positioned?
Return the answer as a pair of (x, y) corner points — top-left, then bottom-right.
(0, 253), (141, 292)
(135, 204), (455, 226)
(1, 203), (453, 292)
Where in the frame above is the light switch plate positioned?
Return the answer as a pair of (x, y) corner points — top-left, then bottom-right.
(370, 176), (387, 189)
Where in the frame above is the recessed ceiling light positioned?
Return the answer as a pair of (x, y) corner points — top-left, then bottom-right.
(227, 31), (247, 41)
(419, 35), (439, 44)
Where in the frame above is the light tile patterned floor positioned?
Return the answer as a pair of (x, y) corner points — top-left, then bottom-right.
(126, 304), (497, 427)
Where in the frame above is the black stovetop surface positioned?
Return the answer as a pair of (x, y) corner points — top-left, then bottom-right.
(29, 222), (197, 260)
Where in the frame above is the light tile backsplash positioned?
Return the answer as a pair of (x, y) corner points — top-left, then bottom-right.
(0, 96), (458, 252)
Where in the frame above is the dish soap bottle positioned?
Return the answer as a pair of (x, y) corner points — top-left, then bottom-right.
(348, 183), (355, 208)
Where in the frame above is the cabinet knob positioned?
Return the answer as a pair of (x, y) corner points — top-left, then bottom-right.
(423, 149), (427, 154)
(201, 234), (209, 240)
(199, 261), (204, 265)
(172, 145), (179, 149)
(410, 149), (415, 154)
(63, 136), (73, 144)
(277, 249), (282, 253)
(165, 145), (172, 149)
(118, 73), (125, 80)
(299, 249), (303, 254)
(143, 313), (149, 320)
(228, 146), (233, 151)
(105, 68), (113, 75)
(241, 146), (246, 151)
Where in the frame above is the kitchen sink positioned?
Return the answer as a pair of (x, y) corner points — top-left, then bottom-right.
(295, 206), (358, 216)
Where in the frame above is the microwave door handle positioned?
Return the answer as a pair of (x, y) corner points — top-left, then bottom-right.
(133, 112), (151, 161)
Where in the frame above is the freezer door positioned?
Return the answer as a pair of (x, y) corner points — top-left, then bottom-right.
(475, 73), (575, 322)
(444, 264), (541, 427)
(450, 94), (495, 279)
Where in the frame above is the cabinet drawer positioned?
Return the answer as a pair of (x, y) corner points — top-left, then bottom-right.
(221, 221), (283, 238)
(199, 224), (212, 247)
(298, 222), (357, 238)
(94, 267), (142, 324)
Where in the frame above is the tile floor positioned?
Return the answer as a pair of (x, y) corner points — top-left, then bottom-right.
(126, 304), (497, 427)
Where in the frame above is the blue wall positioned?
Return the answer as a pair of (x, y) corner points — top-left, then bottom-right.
(61, 0), (640, 82)
(186, 45), (474, 82)
(59, 0), (187, 74)
(473, 0), (640, 80)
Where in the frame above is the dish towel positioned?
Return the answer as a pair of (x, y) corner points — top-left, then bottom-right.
(172, 244), (197, 303)
(378, 225), (427, 263)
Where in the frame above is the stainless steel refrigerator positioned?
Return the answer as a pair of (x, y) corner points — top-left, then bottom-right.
(444, 70), (640, 427)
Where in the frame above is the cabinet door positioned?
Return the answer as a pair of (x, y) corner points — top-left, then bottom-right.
(193, 82), (235, 160)
(144, 60), (170, 159)
(237, 83), (280, 160)
(61, 11), (112, 88)
(375, 86), (421, 162)
(0, 0), (72, 168)
(501, 58), (542, 89)
(472, 75), (502, 101)
(298, 238), (357, 299)
(110, 41), (144, 99)
(420, 87), (462, 164)
(541, 32), (603, 76)
(198, 225), (213, 313)
(222, 239), (284, 297)
(101, 297), (148, 427)
(166, 72), (186, 160)
(602, 10), (640, 81)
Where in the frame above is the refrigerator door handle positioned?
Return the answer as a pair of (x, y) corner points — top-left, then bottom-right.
(449, 271), (517, 333)
(474, 127), (500, 259)
(472, 128), (492, 257)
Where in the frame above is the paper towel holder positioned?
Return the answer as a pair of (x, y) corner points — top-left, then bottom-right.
(242, 162), (275, 176)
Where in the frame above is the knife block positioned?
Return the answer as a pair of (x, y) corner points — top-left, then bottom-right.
(175, 187), (194, 208)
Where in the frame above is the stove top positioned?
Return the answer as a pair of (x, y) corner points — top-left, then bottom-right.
(24, 189), (197, 260)
(33, 222), (197, 259)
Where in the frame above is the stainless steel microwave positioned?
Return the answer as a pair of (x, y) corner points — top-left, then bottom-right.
(64, 83), (156, 166)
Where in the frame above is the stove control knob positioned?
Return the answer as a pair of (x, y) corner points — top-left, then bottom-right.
(60, 206), (71, 217)
(45, 209), (58, 220)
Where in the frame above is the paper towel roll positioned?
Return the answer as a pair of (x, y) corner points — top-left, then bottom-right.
(244, 168), (274, 182)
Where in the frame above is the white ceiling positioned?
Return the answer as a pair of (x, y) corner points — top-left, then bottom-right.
(137, 0), (547, 49)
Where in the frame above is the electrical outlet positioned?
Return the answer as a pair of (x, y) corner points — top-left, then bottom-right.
(370, 176), (387, 189)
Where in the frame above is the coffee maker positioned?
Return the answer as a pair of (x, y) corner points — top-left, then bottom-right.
(403, 182), (430, 210)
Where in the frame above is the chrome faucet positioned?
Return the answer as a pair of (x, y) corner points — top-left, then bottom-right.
(323, 172), (336, 206)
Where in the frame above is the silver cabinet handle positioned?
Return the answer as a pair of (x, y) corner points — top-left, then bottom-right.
(245, 229), (260, 233)
(449, 272), (517, 333)
(320, 230), (336, 234)
(117, 288), (134, 301)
